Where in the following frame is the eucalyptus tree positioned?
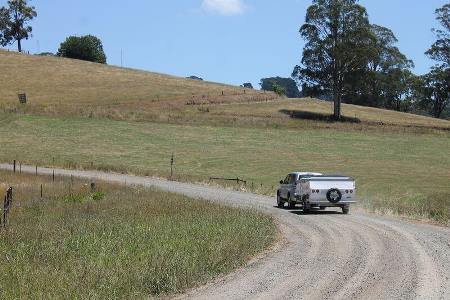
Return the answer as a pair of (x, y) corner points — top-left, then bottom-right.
(365, 24), (414, 109)
(420, 3), (450, 118)
(419, 66), (449, 118)
(293, 0), (373, 120)
(426, 3), (449, 68)
(0, 0), (37, 52)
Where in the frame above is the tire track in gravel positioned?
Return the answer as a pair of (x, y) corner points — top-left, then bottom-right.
(1, 164), (449, 300)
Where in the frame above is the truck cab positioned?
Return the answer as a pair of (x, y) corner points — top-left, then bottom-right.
(277, 172), (322, 209)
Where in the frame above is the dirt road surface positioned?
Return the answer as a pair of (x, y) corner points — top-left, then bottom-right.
(1, 164), (449, 300)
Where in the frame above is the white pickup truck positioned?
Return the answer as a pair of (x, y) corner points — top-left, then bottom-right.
(276, 172), (356, 214)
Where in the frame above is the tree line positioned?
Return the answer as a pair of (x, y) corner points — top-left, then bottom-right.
(293, 0), (449, 119)
(256, 1), (448, 120)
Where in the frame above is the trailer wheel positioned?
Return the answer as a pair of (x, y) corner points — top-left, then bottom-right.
(342, 206), (350, 215)
(277, 194), (285, 208)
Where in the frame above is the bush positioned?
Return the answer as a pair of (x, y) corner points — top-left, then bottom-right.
(57, 35), (107, 64)
(91, 191), (105, 201)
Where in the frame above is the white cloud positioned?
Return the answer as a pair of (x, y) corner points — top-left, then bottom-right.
(201, 0), (247, 16)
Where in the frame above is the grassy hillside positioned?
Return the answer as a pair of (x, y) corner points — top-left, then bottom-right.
(1, 49), (449, 224)
(0, 50), (276, 119)
(1, 114), (449, 224)
(198, 98), (450, 130)
(0, 170), (274, 298)
(1, 50), (449, 131)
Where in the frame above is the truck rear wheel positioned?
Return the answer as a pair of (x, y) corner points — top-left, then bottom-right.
(302, 199), (310, 213)
(342, 206), (350, 215)
(277, 194), (285, 208)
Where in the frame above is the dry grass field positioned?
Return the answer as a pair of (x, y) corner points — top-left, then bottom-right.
(0, 50), (277, 120)
(0, 170), (275, 298)
(2, 50), (449, 132)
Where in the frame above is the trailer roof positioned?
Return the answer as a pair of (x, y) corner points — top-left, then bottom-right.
(302, 175), (355, 181)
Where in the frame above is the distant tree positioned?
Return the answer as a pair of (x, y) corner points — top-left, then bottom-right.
(260, 77), (300, 98)
(242, 82), (253, 89)
(36, 52), (54, 56)
(418, 66), (450, 118)
(57, 35), (107, 64)
(293, 0), (373, 119)
(426, 4), (449, 68)
(187, 76), (203, 81)
(0, 0), (37, 52)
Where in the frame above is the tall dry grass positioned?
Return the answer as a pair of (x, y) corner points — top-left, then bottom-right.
(0, 170), (275, 298)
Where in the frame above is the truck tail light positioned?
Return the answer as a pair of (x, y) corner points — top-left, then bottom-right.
(345, 190), (349, 194)
(312, 190), (315, 193)
(350, 190), (354, 193)
(316, 190), (320, 193)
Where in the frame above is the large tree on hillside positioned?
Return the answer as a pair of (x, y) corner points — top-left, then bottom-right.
(0, 0), (37, 52)
(346, 24), (414, 109)
(426, 3), (450, 68)
(293, 0), (372, 120)
(57, 35), (107, 64)
(420, 4), (450, 119)
(419, 66), (450, 118)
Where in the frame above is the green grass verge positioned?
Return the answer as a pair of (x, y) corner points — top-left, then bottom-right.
(0, 113), (449, 224)
(0, 171), (275, 298)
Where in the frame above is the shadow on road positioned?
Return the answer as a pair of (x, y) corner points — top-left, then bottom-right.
(273, 206), (343, 215)
(289, 210), (343, 216)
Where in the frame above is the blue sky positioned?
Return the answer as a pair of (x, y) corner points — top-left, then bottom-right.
(1, 0), (447, 88)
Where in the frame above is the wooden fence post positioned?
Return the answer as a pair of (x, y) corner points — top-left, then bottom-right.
(2, 195), (6, 228)
(2, 188), (13, 228)
(13, 160), (16, 173)
(170, 153), (174, 179)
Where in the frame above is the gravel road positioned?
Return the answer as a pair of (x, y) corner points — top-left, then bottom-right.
(1, 164), (449, 300)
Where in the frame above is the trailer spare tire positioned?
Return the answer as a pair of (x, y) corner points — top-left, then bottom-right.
(327, 189), (342, 203)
